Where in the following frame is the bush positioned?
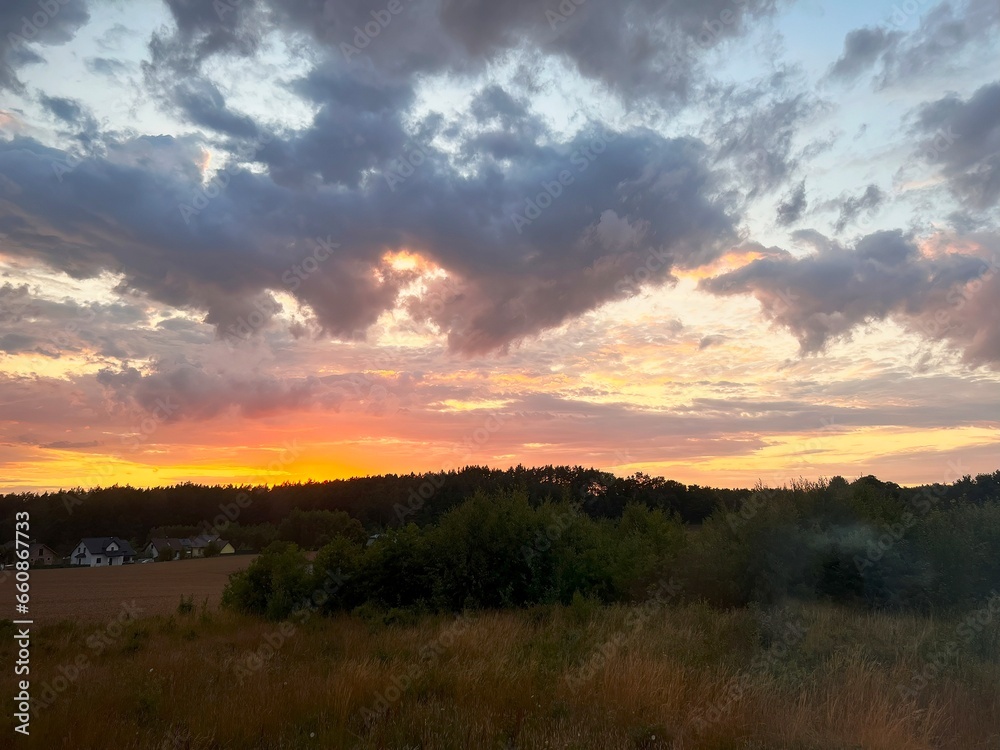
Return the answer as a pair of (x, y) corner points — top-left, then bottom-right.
(312, 536), (362, 614)
(221, 544), (312, 620)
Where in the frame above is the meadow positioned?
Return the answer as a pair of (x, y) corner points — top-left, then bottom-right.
(1, 598), (998, 749)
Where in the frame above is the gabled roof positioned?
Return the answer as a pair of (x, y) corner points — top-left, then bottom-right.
(3, 541), (58, 555)
(184, 534), (220, 549)
(148, 538), (187, 553)
(78, 537), (135, 557)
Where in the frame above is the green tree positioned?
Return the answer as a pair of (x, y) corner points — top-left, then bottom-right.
(278, 509), (366, 549)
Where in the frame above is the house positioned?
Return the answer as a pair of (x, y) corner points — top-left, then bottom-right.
(214, 538), (236, 555)
(144, 535), (234, 560)
(186, 534), (235, 557)
(144, 538), (188, 560)
(2, 541), (61, 566)
(185, 536), (208, 558)
(71, 537), (136, 567)
(28, 543), (59, 566)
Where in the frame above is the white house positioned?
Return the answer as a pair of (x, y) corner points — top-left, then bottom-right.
(71, 537), (136, 567)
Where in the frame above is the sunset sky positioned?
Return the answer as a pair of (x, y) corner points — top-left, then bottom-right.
(1, 0), (998, 493)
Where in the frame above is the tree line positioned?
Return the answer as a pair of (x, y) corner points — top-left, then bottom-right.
(218, 471), (1000, 619)
(0, 465), (741, 554)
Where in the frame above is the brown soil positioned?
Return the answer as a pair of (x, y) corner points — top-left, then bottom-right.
(0, 555), (255, 623)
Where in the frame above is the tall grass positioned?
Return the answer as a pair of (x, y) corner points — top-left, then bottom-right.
(1, 600), (997, 749)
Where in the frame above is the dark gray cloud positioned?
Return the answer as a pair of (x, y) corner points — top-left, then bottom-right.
(0, 281), (153, 360)
(39, 94), (84, 124)
(460, 84), (547, 163)
(705, 72), (819, 199)
(776, 180), (807, 225)
(149, 0), (780, 105)
(471, 84), (529, 125)
(151, 0), (267, 75)
(69, 0), (787, 360)
(0, 0), (91, 92)
(834, 183), (884, 233)
(828, 27), (901, 81)
(169, 79), (260, 139)
(914, 80), (1000, 210)
(0, 106), (737, 355)
(880, 0), (1000, 86)
(85, 56), (130, 77)
(0, 332), (38, 354)
(830, 0), (1000, 88)
(701, 229), (1000, 365)
(38, 94), (100, 149)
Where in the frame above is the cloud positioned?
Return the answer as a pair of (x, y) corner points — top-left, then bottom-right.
(830, 0), (1000, 89)
(902, 232), (1000, 367)
(834, 184), (884, 233)
(150, 0), (780, 105)
(698, 334), (728, 350)
(39, 94), (84, 124)
(33, 0), (789, 360)
(776, 180), (807, 225)
(94, 360), (422, 421)
(0, 281), (153, 360)
(168, 78), (261, 139)
(706, 73), (818, 198)
(827, 27), (900, 81)
(914, 80), (1000, 211)
(41, 440), (100, 450)
(150, 0), (267, 75)
(879, 0), (1000, 86)
(0, 331), (39, 354)
(0, 0), (91, 92)
(0, 79), (738, 355)
(701, 229), (1000, 364)
(85, 56), (130, 77)
(38, 93), (100, 149)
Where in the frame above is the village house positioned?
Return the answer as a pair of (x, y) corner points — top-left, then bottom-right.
(144, 535), (234, 560)
(143, 537), (187, 560)
(28, 542), (59, 566)
(2, 540), (60, 567)
(71, 537), (136, 567)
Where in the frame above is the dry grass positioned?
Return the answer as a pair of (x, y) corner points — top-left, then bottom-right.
(0, 556), (256, 623)
(1, 600), (998, 749)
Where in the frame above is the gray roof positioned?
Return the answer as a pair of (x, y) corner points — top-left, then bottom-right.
(183, 534), (219, 548)
(148, 538), (186, 553)
(79, 537), (135, 557)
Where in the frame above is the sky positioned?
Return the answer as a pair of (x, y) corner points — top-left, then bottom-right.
(0, 0), (998, 493)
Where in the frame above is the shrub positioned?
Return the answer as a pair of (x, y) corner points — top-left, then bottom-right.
(221, 544), (312, 620)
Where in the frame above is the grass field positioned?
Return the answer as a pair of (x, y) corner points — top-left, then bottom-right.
(0, 556), (256, 623)
(2, 598), (998, 749)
